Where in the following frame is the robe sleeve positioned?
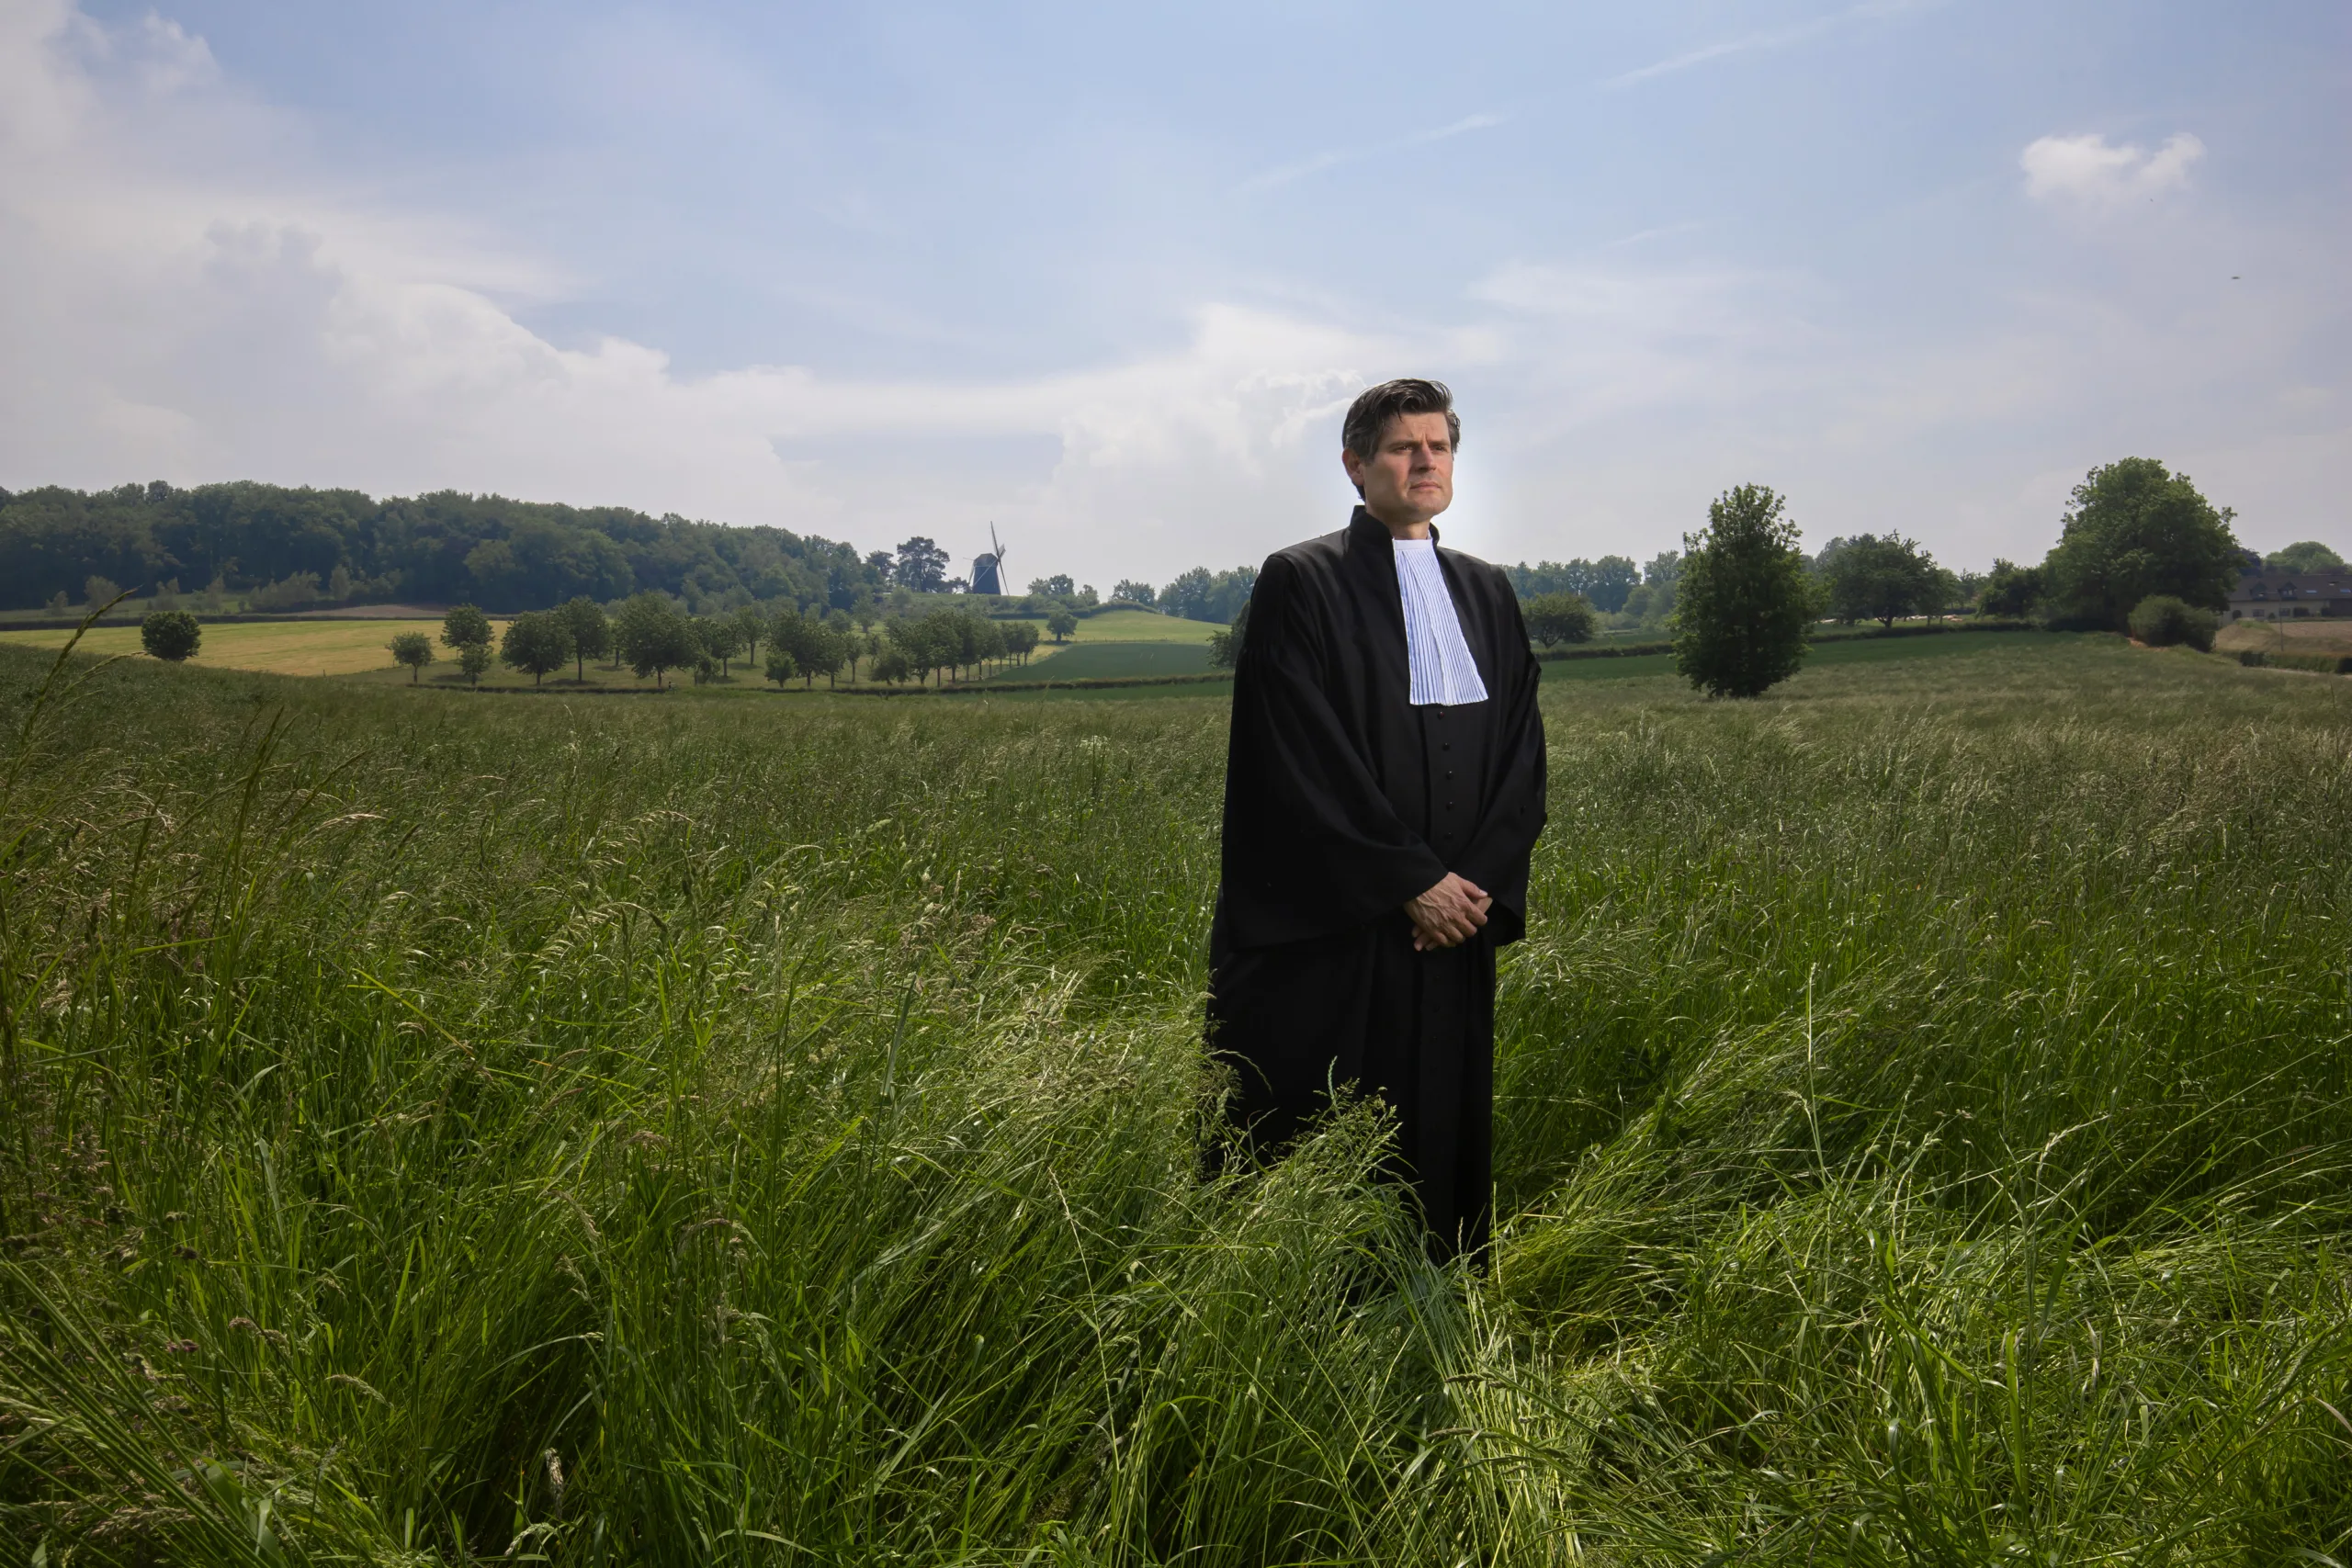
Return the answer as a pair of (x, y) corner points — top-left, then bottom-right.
(1224, 553), (1451, 945)
(1451, 578), (1547, 942)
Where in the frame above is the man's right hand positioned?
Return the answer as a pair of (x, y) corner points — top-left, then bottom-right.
(1406, 873), (1491, 952)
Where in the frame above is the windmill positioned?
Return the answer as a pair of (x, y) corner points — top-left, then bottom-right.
(970, 523), (1008, 597)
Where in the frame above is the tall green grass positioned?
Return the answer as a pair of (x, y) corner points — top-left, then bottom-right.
(0, 637), (2346, 1563)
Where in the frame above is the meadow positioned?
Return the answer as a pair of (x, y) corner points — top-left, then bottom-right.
(985, 643), (1216, 682)
(2215, 618), (2352, 659)
(0, 606), (1214, 691)
(1019, 610), (1219, 646)
(1, 634), (2348, 1564)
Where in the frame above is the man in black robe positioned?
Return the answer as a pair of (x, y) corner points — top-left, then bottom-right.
(1209, 378), (1546, 1261)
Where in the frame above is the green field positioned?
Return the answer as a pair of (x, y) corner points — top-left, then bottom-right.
(0, 606), (1221, 690)
(1023, 607), (1222, 645)
(1012, 607), (1219, 680)
(987, 640), (1216, 682)
(2, 637), (2347, 1563)
(1545, 627), (2059, 680)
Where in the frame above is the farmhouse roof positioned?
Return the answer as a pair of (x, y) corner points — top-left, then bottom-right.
(2227, 571), (2352, 604)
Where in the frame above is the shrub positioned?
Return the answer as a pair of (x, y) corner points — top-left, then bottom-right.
(1207, 601), (1251, 670)
(139, 609), (201, 661)
(2242, 649), (2352, 675)
(2128, 594), (2217, 650)
(250, 571), (322, 611)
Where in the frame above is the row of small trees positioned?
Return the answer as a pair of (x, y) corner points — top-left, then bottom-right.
(384, 594), (1046, 690)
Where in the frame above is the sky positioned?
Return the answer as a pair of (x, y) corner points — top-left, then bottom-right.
(1, 0), (2344, 587)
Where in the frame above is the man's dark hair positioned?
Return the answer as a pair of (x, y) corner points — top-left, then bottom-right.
(1342, 378), (1461, 464)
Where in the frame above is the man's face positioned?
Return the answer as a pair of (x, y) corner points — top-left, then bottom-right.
(1343, 412), (1454, 530)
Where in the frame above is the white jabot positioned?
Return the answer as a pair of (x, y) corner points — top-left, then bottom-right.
(1391, 536), (1489, 706)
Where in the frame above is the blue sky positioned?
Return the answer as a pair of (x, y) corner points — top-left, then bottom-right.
(2, 1), (2343, 585)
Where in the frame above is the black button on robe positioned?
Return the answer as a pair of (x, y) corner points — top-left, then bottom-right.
(1209, 507), (1547, 1258)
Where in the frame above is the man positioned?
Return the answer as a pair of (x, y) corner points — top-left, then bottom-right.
(1209, 378), (1546, 1261)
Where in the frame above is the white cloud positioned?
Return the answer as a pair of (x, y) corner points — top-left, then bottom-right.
(0, 3), (1395, 581)
(2020, 131), (2206, 207)
(0, 3), (2340, 585)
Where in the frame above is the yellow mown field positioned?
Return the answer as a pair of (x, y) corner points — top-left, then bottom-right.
(2213, 618), (2352, 657)
(0, 619), (470, 677)
(0, 606), (1218, 682)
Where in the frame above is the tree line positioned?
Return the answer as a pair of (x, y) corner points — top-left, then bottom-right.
(1508, 457), (2341, 654)
(1665, 457), (2327, 699)
(0, 480), (1280, 629)
(385, 595), (1046, 691)
(0, 480), (892, 615)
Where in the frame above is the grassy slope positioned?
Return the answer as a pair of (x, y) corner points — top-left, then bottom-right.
(987, 642), (1215, 681)
(1019, 609), (1221, 645)
(1012, 608), (1219, 676)
(0, 637), (2347, 1564)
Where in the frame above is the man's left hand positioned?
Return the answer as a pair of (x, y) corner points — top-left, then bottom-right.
(1407, 873), (1491, 951)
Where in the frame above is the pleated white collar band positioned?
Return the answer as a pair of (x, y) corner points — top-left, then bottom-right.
(1391, 537), (1489, 707)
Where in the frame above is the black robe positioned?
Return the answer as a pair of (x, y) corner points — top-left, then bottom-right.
(1209, 506), (1546, 1258)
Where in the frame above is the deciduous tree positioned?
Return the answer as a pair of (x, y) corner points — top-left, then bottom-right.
(458, 643), (492, 687)
(1521, 592), (1597, 648)
(616, 592), (695, 690)
(1004, 620), (1039, 665)
(695, 615), (742, 678)
(2264, 541), (2345, 574)
(2041, 458), (2238, 630)
(1046, 610), (1078, 643)
(887, 615), (944, 686)
(730, 604), (767, 668)
(555, 596), (611, 681)
(799, 625), (845, 687)
(442, 604), (492, 652)
(1821, 533), (1943, 627)
(499, 610), (573, 685)
(1977, 559), (2042, 618)
(389, 631), (435, 682)
(1673, 484), (1815, 699)
(893, 536), (951, 592)
(1586, 556), (1639, 613)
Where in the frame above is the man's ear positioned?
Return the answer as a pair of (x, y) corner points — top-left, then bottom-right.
(1340, 446), (1364, 494)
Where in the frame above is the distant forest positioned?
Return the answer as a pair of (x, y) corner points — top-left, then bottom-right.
(0, 480), (890, 615)
(4, 478), (1752, 629)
